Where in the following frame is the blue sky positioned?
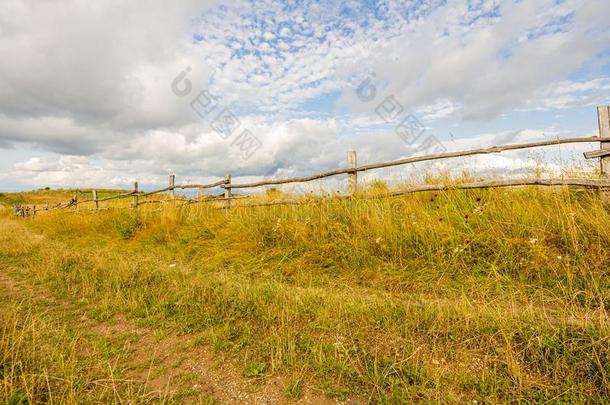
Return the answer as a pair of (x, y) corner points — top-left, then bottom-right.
(0, 0), (609, 191)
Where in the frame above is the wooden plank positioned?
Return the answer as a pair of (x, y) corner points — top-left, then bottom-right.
(55, 134), (610, 209)
(347, 150), (357, 195)
(29, 121), (610, 211)
(222, 178), (610, 210)
(228, 200), (301, 209)
(169, 174), (175, 199)
(224, 174), (231, 210)
(52, 168), (610, 210)
(230, 136), (610, 189)
(179, 180), (226, 189)
(92, 190), (98, 210)
(138, 179), (227, 198)
(175, 195), (249, 207)
(380, 178), (610, 197)
(583, 149), (610, 159)
(132, 182), (139, 209)
(598, 106), (610, 176)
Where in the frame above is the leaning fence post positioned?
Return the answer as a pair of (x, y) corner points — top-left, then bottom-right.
(169, 174), (176, 199)
(92, 190), (98, 210)
(132, 182), (139, 209)
(598, 106), (610, 177)
(347, 150), (358, 195)
(224, 174), (232, 210)
(74, 193), (78, 211)
(598, 106), (610, 201)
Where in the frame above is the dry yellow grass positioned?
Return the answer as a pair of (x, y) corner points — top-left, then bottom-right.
(1, 178), (610, 403)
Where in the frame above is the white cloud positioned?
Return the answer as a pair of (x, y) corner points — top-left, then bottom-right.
(5, 117), (595, 191)
(0, 0), (217, 150)
(338, 0), (610, 120)
(522, 78), (610, 111)
(0, 0), (608, 190)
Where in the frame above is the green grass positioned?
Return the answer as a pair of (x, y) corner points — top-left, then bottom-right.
(0, 296), (157, 403)
(1, 182), (610, 402)
(0, 192), (24, 206)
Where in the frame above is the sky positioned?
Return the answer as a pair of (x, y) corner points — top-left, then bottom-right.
(0, 0), (609, 192)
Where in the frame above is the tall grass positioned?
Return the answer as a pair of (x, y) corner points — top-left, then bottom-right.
(2, 184), (610, 402)
(0, 296), (170, 403)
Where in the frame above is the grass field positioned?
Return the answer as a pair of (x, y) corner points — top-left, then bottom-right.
(1, 182), (609, 403)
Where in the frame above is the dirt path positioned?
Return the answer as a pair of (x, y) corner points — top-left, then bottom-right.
(0, 267), (337, 404)
(0, 218), (342, 404)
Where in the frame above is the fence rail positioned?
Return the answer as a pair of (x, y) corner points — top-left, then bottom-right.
(13, 106), (610, 217)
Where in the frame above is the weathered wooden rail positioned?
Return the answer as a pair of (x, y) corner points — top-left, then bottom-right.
(14, 106), (610, 217)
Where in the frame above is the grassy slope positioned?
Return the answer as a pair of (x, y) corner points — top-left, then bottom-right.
(0, 189), (130, 207)
(1, 185), (610, 403)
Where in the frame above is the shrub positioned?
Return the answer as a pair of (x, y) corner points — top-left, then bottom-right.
(113, 211), (142, 239)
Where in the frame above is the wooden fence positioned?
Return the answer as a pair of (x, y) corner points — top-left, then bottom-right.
(14, 106), (610, 217)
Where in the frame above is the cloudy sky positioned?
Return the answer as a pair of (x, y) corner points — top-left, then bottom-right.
(1, 0), (609, 192)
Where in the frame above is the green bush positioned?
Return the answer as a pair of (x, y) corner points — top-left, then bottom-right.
(0, 193), (24, 206)
(113, 211), (142, 239)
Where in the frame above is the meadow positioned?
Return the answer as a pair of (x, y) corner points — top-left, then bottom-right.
(1, 182), (609, 403)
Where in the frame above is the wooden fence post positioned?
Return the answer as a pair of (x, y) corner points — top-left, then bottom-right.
(132, 182), (139, 209)
(92, 190), (99, 210)
(169, 174), (176, 199)
(598, 106), (610, 177)
(598, 106), (610, 202)
(74, 193), (78, 211)
(347, 150), (358, 195)
(224, 174), (231, 210)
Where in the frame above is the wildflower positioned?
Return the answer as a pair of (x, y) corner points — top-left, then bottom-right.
(375, 237), (382, 244)
(169, 263), (176, 268)
(557, 255), (563, 260)
(334, 336), (345, 348)
(529, 238), (538, 244)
